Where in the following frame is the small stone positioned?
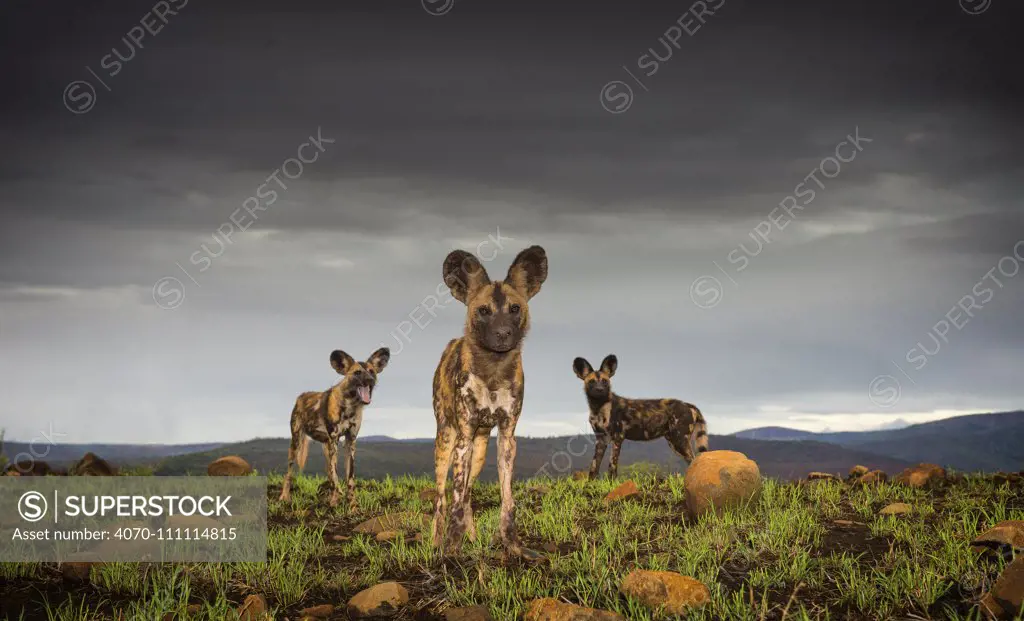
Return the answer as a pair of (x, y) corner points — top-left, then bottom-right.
(972, 521), (1024, 558)
(444, 605), (494, 621)
(523, 598), (625, 621)
(236, 594), (267, 621)
(879, 502), (913, 515)
(619, 569), (711, 615)
(326, 533), (351, 543)
(61, 561), (94, 581)
(808, 472), (838, 480)
(572, 471), (589, 481)
(347, 582), (409, 618)
(683, 450), (762, 518)
(418, 488), (438, 503)
(207, 456), (252, 476)
(894, 463), (946, 489)
(980, 556), (1024, 619)
(604, 480), (640, 504)
(298, 604), (334, 618)
(849, 465), (870, 479)
(856, 470), (888, 485)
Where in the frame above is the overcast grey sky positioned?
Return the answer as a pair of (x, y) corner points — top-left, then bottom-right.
(1, 0), (1022, 443)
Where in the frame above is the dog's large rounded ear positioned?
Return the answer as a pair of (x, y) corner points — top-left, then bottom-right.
(367, 347), (390, 373)
(573, 357), (593, 380)
(443, 249), (491, 305)
(506, 245), (547, 300)
(600, 354), (618, 377)
(330, 350), (356, 375)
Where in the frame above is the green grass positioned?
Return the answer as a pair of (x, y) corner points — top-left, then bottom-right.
(1, 468), (1021, 620)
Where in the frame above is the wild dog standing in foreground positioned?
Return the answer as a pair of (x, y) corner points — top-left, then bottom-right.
(573, 354), (708, 479)
(431, 245), (548, 558)
(278, 347), (390, 509)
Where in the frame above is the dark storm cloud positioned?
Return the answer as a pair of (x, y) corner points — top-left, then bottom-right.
(0, 0), (1022, 442)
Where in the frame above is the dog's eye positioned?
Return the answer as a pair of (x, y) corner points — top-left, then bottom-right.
(353, 369), (363, 376)
(601, 379), (609, 386)
(509, 304), (521, 314)
(477, 306), (491, 317)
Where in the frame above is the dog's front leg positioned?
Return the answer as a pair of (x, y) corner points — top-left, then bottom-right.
(445, 419), (475, 554)
(608, 439), (623, 479)
(343, 435), (357, 512)
(324, 440), (341, 507)
(588, 433), (608, 480)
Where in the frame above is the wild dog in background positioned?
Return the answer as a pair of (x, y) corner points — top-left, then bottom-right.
(573, 354), (708, 479)
(431, 245), (548, 559)
(278, 347), (390, 509)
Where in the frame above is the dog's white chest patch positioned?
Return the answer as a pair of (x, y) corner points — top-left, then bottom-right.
(461, 374), (516, 415)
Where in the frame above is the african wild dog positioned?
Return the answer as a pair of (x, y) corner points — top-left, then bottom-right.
(573, 354), (708, 479)
(431, 245), (548, 559)
(278, 347), (390, 509)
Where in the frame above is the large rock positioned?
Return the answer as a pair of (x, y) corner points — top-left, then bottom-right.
(981, 556), (1024, 619)
(523, 598), (624, 621)
(808, 472), (839, 481)
(604, 480), (640, 504)
(347, 582), (409, 618)
(856, 470), (888, 485)
(894, 463), (946, 489)
(70, 452), (117, 476)
(207, 456), (252, 476)
(879, 502), (913, 516)
(5, 460), (57, 476)
(619, 570), (710, 615)
(683, 450), (762, 518)
(848, 465), (869, 479)
(298, 604), (334, 618)
(236, 594), (268, 621)
(972, 521), (1024, 560)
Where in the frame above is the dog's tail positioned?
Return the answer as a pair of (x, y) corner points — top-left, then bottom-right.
(690, 405), (709, 454)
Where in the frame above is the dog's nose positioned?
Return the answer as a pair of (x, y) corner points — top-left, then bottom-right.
(495, 326), (512, 340)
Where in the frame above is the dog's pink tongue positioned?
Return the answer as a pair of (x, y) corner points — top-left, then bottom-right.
(357, 386), (371, 404)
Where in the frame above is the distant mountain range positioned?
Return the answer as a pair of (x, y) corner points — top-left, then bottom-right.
(4, 411), (1020, 481)
(732, 411), (1024, 472)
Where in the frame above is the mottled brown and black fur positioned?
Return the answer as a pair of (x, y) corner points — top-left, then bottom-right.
(278, 347), (390, 509)
(573, 355), (708, 479)
(431, 245), (548, 558)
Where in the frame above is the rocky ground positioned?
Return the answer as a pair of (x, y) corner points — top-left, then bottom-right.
(1, 451), (1023, 620)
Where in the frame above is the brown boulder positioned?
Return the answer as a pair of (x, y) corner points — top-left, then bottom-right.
(604, 480), (640, 504)
(347, 582), (409, 618)
(848, 465), (869, 479)
(418, 488), (438, 503)
(70, 452), (117, 476)
(207, 456), (252, 476)
(980, 556), (1024, 619)
(683, 450), (762, 518)
(376, 530), (402, 542)
(354, 512), (429, 536)
(972, 521), (1024, 559)
(619, 570), (710, 615)
(444, 605), (494, 621)
(808, 472), (838, 481)
(523, 598), (625, 621)
(856, 470), (888, 485)
(236, 594), (268, 621)
(6, 460), (56, 476)
(879, 502), (913, 516)
(61, 561), (95, 581)
(894, 463), (946, 488)
(572, 471), (589, 481)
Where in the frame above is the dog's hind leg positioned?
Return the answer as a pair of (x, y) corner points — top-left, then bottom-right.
(323, 440), (342, 507)
(608, 439), (623, 479)
(666, 427), (696, 467)
(279, 412), (304, 502)
(343, 435), (358, 512)
(431, 424), (456, 548)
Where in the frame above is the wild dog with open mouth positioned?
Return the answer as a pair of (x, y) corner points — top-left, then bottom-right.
(278, 347), (390, 509)
(431, 245), (548, 558)
(573, 354), (708, 479)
